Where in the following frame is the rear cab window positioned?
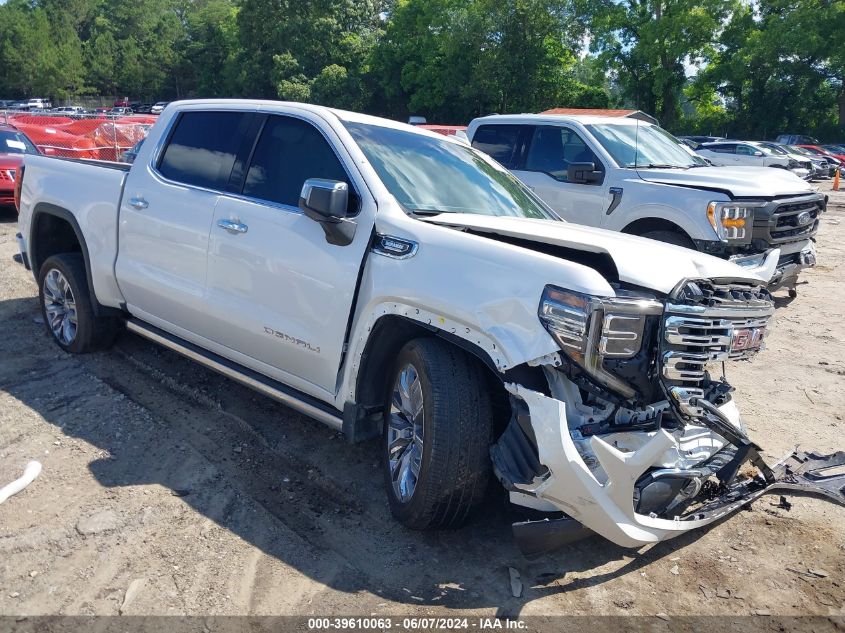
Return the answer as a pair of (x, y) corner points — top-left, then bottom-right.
(157, 111), (254, 190)
(470, 125), (524, 168)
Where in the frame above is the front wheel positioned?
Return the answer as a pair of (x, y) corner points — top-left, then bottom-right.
(383, 338), (492, 530)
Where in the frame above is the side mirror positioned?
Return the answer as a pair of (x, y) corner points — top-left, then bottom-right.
(299, 178), (356, 246)
(567, 162), (603, 184)
(754, 150), (764, 157)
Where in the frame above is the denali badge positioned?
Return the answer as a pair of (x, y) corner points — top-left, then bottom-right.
(731, 326), (765, 353)
(263, 327), (320, 353)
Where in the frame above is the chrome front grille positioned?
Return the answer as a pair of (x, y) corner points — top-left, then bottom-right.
(662, 313), (771, 381)
(661, 279), (774, 417)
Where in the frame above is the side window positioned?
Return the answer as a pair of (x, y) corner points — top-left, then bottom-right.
(523, 126), (601, 181)
(158, 111), (250, 189)
(736, 144), (756, 156)
(243, 115), (357, 214)
(706, 144), (734, 153)
(470, 125), (522, 168)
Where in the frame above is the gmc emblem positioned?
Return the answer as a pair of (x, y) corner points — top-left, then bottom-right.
(731, 326), (765, 352)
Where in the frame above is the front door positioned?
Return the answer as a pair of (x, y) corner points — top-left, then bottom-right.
(512, 125), (607, 227)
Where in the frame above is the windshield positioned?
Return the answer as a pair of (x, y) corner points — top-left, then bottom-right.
(344, 121), (554, 219)
(761, 143), (788, 155)
(0, 130), (38, 154)
(789, 146), (813, 156)
(587, 123), (701, 168)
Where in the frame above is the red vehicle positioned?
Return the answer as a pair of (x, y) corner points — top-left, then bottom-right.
(797, 144), (845, 165)
(113, 97), (131, 108)
(0, 125), (40, 209)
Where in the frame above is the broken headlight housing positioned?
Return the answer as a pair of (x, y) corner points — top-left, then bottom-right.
(706, 201), (765, 242)
(538, 285), (663, 399)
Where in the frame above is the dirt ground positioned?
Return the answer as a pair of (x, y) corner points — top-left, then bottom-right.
(0, 182), (843, 620)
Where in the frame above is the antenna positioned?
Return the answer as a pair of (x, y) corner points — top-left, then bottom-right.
(634, 116), (640, 168)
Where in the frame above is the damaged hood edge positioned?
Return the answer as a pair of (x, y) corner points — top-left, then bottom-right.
(423, 214), (765, 294)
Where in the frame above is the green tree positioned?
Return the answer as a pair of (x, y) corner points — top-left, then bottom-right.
(176, 0), (240, 97)
(370, 0), (601, 122)
(235, 0), (382, 106)
(689, 0), (844, 139)
(586, 0), (734, 129)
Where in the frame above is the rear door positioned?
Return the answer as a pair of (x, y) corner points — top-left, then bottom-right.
(203, 111), (375, 399)
(116, 108), (258, 333)
(511, 125), (606, 226)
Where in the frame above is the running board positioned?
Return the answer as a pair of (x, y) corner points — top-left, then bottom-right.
(124, 319), (344, 431)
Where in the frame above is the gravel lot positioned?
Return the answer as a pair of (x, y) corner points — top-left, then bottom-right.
(0, 183), (843, 619)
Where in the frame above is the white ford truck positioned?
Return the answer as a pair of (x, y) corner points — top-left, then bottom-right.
(14, 100), (844, 553)
(467, 114), (825, 297)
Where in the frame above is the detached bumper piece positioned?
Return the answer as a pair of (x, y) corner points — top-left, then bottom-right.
(497, 384), (845, 556)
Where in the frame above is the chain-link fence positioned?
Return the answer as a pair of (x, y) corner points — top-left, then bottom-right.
(1, 110), (155, 162)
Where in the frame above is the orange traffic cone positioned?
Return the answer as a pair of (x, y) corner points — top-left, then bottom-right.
(835, 167), (840, 191)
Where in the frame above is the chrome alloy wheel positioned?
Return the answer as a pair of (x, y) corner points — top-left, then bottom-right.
(42, 269), (78, 345)
(387, 363), (425, 502)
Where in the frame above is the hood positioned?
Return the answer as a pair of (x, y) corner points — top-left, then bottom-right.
(423, 214), (764, 294)
(636, 165), (813, 198)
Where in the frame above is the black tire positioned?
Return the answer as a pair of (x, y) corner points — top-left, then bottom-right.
(640, 229), (696, 250)
(382, 338), (492, 530)
(38, 253), (118, 353)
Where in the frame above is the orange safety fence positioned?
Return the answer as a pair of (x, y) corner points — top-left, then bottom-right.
(2, 111), (155, 162)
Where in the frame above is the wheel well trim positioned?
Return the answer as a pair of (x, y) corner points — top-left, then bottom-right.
(346, 303), (511, 404)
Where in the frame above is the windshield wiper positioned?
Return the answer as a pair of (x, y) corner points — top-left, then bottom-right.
(408, 209), (448, 217)
(634, 163), (689, 169)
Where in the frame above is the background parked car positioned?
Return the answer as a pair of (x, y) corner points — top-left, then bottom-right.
(150, 101), (169, 114)
(0, 124), (40, 209)
(108, 107), (133, 116)
(678, 135), (727, 146)
(25, 98), (51, 110)
(697, 141), (791, 169)
(755, 142), (816, 179)
(113, 97), (131, 107)
(791, 145), (840, 176)
(798, 144), (845, 165)
(776, 134), (819, 145)
(51, 106), (87, 117)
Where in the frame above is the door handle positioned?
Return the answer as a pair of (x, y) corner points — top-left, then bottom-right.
(217, 219), (248, 234)
(129, 196), (148, 210)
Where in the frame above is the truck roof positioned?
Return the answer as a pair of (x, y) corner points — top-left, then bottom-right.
(165, 99), (462, 143)
(469, 113), (655, 127)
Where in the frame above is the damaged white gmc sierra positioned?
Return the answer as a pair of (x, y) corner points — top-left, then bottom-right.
(14, 100), (845, 554)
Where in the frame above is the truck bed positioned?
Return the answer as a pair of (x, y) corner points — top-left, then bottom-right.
(19, 154), (129, 309)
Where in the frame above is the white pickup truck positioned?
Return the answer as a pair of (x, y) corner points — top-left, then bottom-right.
(467, 114), (825, 297)
(14, 100), (844, 553)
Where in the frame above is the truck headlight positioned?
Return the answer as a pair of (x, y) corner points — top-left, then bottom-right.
(539, 286), (663, 399)
(707, 201), (764, 241)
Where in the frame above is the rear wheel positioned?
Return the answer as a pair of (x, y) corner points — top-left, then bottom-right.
(383, 338), (492, 530)
(640, 229), (695, 250)
(38, 254), (118, 353)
